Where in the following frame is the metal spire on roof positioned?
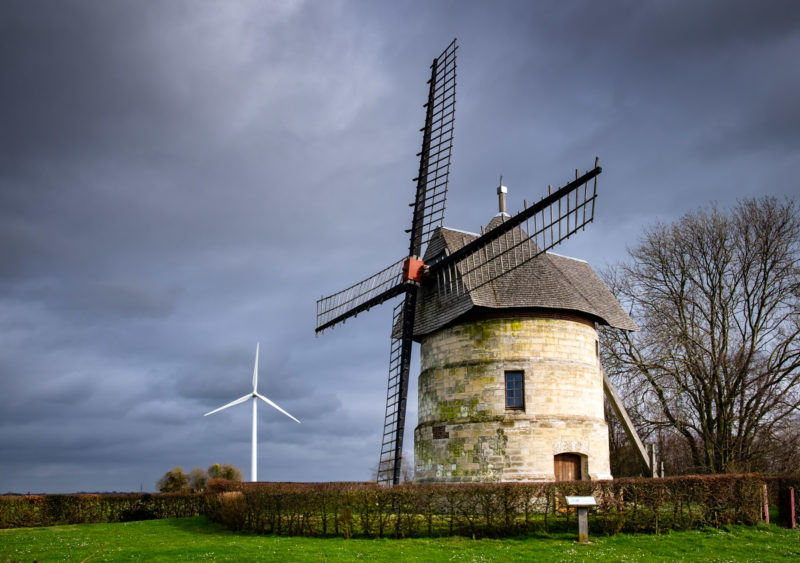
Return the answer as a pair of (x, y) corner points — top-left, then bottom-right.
(497, 175), (508, 216)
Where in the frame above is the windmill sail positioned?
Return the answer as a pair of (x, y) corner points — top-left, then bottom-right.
(316, 258), (406, 334)
(428, 163), (600, 298)
(377, 300), (408, 485)
(314, 40), (458, 486)
(411, 38), (457, 255)
(315, 39), (457, 336)
(376, 39), (456, 485)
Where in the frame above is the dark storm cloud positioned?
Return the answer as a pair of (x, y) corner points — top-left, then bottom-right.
(1, 0), (798, 493)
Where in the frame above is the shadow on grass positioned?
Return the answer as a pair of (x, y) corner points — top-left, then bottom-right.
(157, 516), (238, 536)
(156, 516), (590, 544)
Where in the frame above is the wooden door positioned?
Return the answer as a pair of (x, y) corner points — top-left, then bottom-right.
(554, 453), (582, 481)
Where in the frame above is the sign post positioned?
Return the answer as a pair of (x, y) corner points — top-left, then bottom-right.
(565, 496), (597, 543)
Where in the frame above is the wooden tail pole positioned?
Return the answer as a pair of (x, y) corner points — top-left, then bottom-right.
(600, 367), (664, 477)
(602, 367), (655, 477)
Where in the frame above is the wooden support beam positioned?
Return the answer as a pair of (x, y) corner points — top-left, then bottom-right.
(602, 366), (653, 476)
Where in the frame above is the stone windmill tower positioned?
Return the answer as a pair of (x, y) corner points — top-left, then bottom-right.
(316, 40), (649, 485)
(411, 184), (637, 483)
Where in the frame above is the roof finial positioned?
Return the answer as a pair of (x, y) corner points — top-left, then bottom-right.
(497, 175), (508, 215)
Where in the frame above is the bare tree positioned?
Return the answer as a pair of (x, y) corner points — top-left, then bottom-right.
(601, 197), (800, 474)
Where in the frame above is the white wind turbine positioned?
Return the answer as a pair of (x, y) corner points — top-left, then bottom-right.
(204, 343), (300, 482)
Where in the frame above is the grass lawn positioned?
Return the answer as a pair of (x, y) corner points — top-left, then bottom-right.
(1, 516), (799, 562)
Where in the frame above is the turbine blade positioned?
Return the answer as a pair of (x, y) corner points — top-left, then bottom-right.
(204, 393), (251, 416)
(255, 392), (300, 424)
(252, 343), (260, 392)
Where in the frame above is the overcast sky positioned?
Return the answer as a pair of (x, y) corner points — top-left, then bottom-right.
(2, 0), (798, 493)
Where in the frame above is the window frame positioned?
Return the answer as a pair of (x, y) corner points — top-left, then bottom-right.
(504, 370), (525, 411)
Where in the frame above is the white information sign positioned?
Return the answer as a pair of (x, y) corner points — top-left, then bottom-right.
(565, 496), (597, 507)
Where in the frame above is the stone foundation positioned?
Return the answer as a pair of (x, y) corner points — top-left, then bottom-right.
(413, 315), (612, 483)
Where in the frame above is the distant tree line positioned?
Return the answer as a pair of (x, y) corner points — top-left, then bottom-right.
(602, 197), (800, 475)
(156, 463), (243, 493)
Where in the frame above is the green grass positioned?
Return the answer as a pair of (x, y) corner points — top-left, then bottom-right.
(1, 517), (799, 562)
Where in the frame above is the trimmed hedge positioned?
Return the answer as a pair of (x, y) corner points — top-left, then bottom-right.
(3, 473), (790, 536)
(204, 474), (767, 538)
(0, 493), (204, 528)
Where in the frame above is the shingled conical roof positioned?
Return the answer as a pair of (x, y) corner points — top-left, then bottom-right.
(412, 213), (637, 339)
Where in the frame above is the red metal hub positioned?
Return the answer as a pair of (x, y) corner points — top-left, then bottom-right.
(402, 257), (426, 283)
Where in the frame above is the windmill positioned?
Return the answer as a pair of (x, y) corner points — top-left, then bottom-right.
(316, 39), (651, 485)
(205, 343), (300, 482)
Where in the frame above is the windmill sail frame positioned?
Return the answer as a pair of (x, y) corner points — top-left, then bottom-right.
(410, 38), (457, 255)
(429, 164), (600, 299)
(315, 39), (457, 339)
(315, 258), (406, 334)
(315, 40), (458, 486)
(377, 39), (457, 486)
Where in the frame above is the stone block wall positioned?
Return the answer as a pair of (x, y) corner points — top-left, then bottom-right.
(414, 315), (612, 483)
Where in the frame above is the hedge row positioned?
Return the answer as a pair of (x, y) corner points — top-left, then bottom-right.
(204, 474), (768, 538)
(3, 474), (792, 536)
(0, 493), (204, 528)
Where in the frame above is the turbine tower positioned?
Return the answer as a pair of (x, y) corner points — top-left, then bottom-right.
(204, 343), (300, 482)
